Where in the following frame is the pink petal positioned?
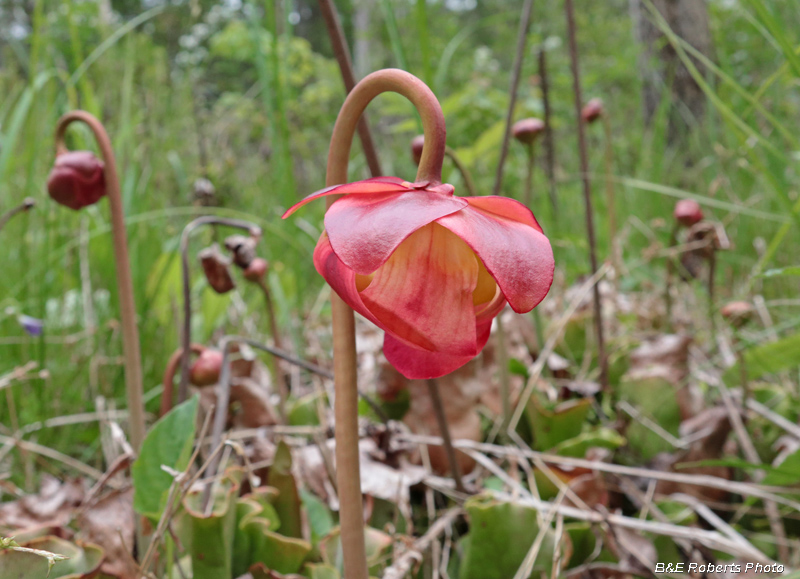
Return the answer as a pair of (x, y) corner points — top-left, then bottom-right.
(383, 314), (497, 380)
(282, 177), (410, 218)
(436, 197), (554, 314)
(360, 224), (478, 355)
(462, 195), (544, 232)
(325, 190), (468, 274)
(312, 233), (383, 329)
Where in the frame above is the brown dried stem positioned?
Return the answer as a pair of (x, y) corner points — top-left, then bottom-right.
(54, 111), (146, 451)
(178, 216), (261, 403)
(538, 48), (558, 217)
(0, 198), (35, 233)
(564, 0), (609, 390)
(426, 379), (466, 494)
(492, 0), (534, 196)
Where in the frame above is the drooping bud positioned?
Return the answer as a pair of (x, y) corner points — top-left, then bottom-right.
(189, 348), (223, 386)
(512, 118), (546, 145)
(198, 244), (235, 294)
(581, 98), (604, 124)
(721, 301), (754, 328)
(224, 234), (259, 269)
(243, 257), (269, 282)
(673, 199), (704, 227)
(47, 151), (106, 210)
(410, 135), (425, 165)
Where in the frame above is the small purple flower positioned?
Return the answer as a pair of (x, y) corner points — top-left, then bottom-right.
(18, 314), (44, 336)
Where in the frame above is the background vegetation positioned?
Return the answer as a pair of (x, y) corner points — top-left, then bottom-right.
(1, 0), (799, 542)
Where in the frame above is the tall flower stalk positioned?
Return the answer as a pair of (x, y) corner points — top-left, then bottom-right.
(324, 69), (448, 579)
(51, 111), (146, 451)
(564, 0), (609, 390)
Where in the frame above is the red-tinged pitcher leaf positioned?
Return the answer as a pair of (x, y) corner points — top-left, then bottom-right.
(324, 190), (467, 274)
(437, 198), (554, 314)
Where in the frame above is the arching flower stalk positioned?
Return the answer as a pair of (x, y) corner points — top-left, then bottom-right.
(0, 198), (35, 233)
(48, 111), (146, 451)
(411, 135), (478, 197)
(512, 118), (545, 207)
(225, 235), (288, 403)
(159, 343), (208, 417)
(582, 97), (621, 281)
(177, 217), (262, 405)
(284, 69), (554, 578)
(664, 199), (704, 330)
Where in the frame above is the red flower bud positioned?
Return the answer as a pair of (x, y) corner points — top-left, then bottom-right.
(581, 98), (604, 123)
(512, 118), (545, 145)
(189, 348), (223, 386)
(410, 135), (425, 165)
(47, 151), (106, 210)
(720, 301), (754, 328)
(243, 257), (269, 282)
(198, 244), (236, 294)
(673, 199), (704, 227)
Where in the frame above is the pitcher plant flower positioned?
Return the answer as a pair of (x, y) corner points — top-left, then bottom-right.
(48, 111), (146, 451)
(284, 177), (554, 380)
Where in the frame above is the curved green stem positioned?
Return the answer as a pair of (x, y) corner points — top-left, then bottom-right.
(328, 68), (446, 186)
(55, 111), (145, 451)
(178, 216), (261, 404)
(325, 68), (447, 579)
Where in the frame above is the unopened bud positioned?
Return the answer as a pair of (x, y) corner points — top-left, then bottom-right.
(512, 118), (545, 144)
(190, 348), (223, 386)
(199, 244), (235, 294)
(581, 98), (604, 123)
(47, 151), (106, 210)
(674, 199), (704, 227)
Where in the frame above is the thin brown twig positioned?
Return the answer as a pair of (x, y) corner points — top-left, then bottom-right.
(0, 198), (35, 232)
(316, 0), (382, 177)
(492, 0), (534, 196)
(382, 508), (462, 579)
(426, 379), (466, 494)
(538, 48), (558, 217)
(564, 0), (609, 391)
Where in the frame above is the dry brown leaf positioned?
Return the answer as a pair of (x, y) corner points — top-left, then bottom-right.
(0, 475), (85, 534)
(76, 488), (137, 579)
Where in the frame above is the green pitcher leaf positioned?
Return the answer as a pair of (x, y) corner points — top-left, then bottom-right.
(525, 397), (592, 451)
(460, 495), (559, 579)
(132, 396), (199, 520)
(178, 470), (240, 579)
(319, 526), (392, 576)
(302, 563), (340, 579)
(0, 536), (103, 579)
(266, 440), (303, 539)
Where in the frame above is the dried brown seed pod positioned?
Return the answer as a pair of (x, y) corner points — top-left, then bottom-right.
(199, 244), (235, 294)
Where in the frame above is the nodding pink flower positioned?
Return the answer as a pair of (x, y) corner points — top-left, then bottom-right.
(190, 348), (223, 386)
(673, 199), (704, 227)
(411, 135), (426, 165)
(512, 118), (546, 145)
(283, 177), (554, 379)
(581, 98), (604, 124)
(47, 151), (106, 210)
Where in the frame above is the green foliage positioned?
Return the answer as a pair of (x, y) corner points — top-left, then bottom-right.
(0, 536), (102, 579)
(132, 396), (199, 520)
(724, 333), (800, 384)
(460, 495), (558, 579)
